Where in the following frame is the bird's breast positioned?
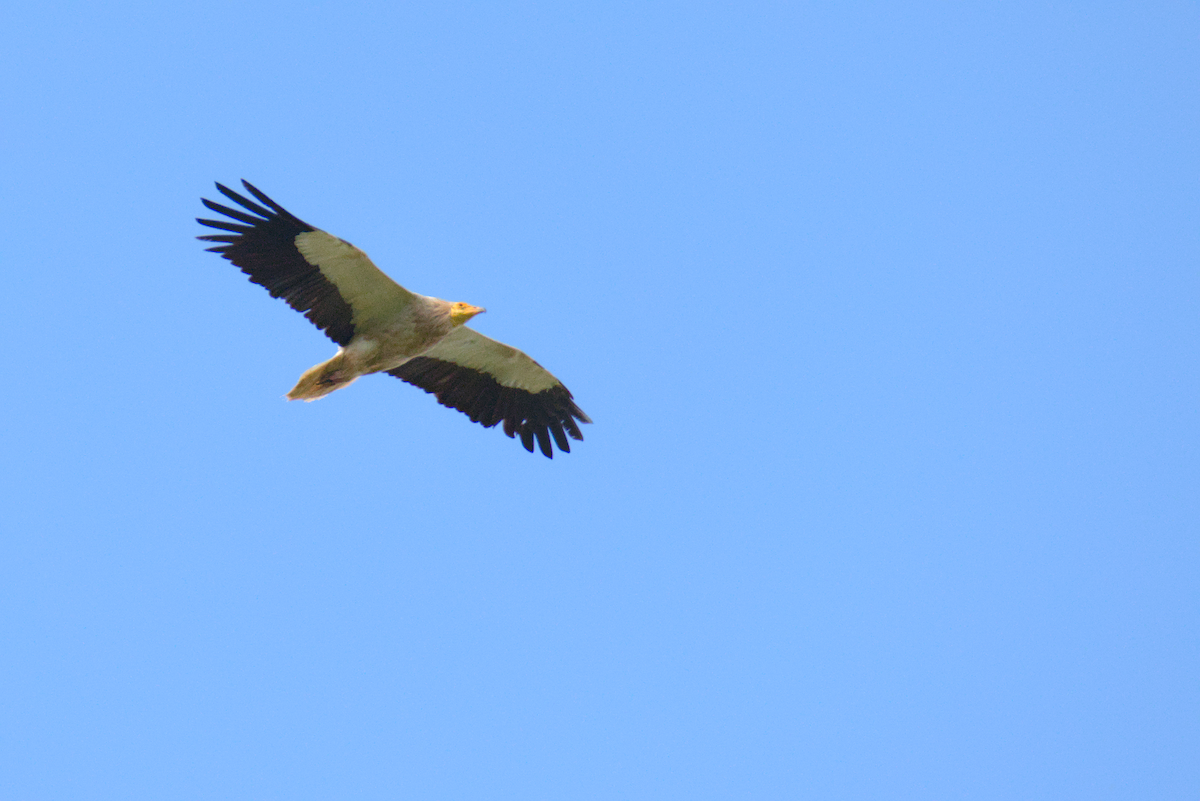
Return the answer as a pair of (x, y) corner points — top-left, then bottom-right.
(352, 304), (453, 374)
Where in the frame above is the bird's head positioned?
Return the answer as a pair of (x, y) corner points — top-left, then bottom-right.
(449, 301), (486, 327)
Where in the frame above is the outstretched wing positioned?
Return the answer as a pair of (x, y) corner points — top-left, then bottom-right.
(388, 326), (591, 458)
(197, 180), (415, 346)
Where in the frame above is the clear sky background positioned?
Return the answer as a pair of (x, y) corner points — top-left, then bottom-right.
(2, 1), (1197, 798)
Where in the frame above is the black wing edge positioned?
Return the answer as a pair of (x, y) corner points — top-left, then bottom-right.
(388, 357), (592, 458)
(196, 180), (356, 346)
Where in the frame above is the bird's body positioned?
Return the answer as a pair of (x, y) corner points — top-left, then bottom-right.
(283, 305), (444, 401)
(197, 181), (590, 457)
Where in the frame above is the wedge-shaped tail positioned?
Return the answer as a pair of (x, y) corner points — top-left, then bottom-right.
(286, 352), (359, 401)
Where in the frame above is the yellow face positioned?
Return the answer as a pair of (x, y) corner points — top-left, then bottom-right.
(449, 301), (486, 327)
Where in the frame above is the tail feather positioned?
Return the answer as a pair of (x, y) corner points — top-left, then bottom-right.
(286, 352), (358, 401)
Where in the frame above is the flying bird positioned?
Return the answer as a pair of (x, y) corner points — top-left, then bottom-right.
(196, 180), (591, 458)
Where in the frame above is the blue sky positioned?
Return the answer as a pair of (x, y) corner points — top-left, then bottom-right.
(2, 1), (1197, 798)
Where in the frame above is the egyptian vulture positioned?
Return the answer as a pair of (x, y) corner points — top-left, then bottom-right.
(196, 180), (590, 458)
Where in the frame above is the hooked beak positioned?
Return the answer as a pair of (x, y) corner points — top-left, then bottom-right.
(452, 303), (487, 326)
